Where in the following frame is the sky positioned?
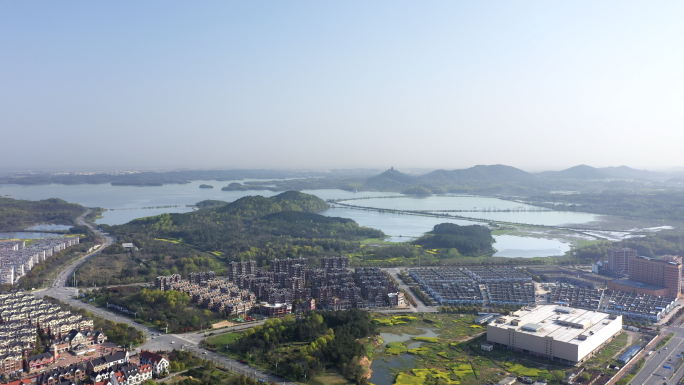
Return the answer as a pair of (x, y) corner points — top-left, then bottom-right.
(1, 2), (683, 173)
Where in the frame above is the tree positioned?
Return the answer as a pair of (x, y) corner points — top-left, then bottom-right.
(552, 370), (565, 382)
(580, 372), (591, 381)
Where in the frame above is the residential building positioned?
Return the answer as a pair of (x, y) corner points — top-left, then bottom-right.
(139, 351), (169, 377)
(607, 248), (636, 274)
(608, 255), (682, 297)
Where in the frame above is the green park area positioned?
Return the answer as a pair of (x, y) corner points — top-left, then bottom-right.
(203, 332), (242, 350)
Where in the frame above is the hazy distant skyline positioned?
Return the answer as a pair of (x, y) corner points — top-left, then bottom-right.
(1, 2), (683, 172)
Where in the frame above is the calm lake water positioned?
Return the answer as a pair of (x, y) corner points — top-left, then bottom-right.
(0, 232), (64, 239)
(0, 182), (580, 257)
(344, 196), (603, 227)
(0, 182), (400, 225)
(492, 235), (570, 258)
(26, 224), (73, 231)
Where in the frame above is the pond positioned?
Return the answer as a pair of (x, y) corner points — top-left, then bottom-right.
(372, 329), (439, 385)
(370, 354), (416, 385)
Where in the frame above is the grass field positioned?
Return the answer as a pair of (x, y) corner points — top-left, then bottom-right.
(584, 333), (629, 370)
(204, 332), (242, 348)
(310, 372), (350, 385)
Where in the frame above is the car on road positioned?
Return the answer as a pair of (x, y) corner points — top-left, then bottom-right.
(202, 352), (207, 354)
(171, 341), (175, 344)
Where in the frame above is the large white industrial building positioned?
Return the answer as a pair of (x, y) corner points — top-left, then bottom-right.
(486, 305), (623, 365)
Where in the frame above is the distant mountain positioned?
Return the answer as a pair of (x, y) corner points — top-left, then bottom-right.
(420, 165), (535, 185)
(364, 168), (417, 190)
(538, 165), (607, 180)
(361, 165), (540, 193)
(597, 166), (661, 179)
(666, 166), (684, 174)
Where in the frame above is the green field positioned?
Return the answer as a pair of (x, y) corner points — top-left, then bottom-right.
(203, 332), (242, 349)
(584, 333), (629, 370)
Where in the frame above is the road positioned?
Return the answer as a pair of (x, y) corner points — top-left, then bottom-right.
(32, 209), (294, 385)
(630, 328), (684, 385)
(384, 267), (438, 313)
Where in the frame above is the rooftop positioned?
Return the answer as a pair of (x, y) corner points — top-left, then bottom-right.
(489, 305), (620, 345)
(610, 279), (665, 291)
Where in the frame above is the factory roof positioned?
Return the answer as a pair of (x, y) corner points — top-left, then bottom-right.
(489, 305), (620, 345)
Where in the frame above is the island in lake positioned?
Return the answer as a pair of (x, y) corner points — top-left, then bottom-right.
(221, 182), (274, 191)
(199, 184), (214, 189)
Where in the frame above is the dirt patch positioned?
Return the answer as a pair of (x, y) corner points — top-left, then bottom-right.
(211, 320), (235, 329)
(359, 356), (373, 379)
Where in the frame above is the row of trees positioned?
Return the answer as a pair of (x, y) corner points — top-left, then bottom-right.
(82, 287), (223, 332)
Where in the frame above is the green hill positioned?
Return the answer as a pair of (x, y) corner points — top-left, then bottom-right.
(413, 223), (495, 256)
(0, 197), (85, 231)
(79, 191), (382, 286)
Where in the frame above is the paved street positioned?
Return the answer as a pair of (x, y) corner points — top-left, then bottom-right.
(631, 328), (684, 385)
(384, 267), (438, 313)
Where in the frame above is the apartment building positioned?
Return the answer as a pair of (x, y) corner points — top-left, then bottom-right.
(608, 255), (682, 297)
(0, 238), (80, 285)
(607, 248), (637, 274)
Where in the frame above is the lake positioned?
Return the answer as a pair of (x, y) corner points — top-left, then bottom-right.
(492, 235), (570, 258)
(0, 232), (64, 239)
(339, 196), (603, 227)
(0, 182), (401, 225)
(26, 224), (73, 231)
(0, 182), (580, 257)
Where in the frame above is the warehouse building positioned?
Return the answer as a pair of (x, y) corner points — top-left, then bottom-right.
(486, 305), (622, 365)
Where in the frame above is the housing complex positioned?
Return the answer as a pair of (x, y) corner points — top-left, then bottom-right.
(2, 350), (159, 385)
(154, 256), (406, 318)
(411, 262), (680, 323)
(0, 292), (102, 377)
(0, 238), (80, 285)
(409, 266), (533, 306)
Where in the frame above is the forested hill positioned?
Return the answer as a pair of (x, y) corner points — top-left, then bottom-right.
(0, 197), (85, 231)
(215, 191), (329, 216)
(413, 223), (495, 256)
(85, 191), (382, 285)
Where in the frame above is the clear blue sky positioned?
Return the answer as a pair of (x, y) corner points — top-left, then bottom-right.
(1, 1), (682, 172)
